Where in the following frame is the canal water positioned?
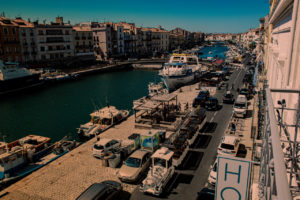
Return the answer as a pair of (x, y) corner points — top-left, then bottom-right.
(0, 69), (159, 142)
(199, 44), (228, 59)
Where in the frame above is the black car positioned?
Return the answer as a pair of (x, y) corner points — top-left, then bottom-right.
(193, 91), (210, 107)
(204, 97), (219, 111)
(223, 91), (234, 104)
(198, 90), (210, 99)
(76, 181), (122, 200)
(197, 188), (215, 200)
(239, 88), (250, 99)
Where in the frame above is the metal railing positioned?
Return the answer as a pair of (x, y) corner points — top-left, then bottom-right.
(259, 87), (300, 200)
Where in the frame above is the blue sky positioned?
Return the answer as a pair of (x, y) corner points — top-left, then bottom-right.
(1, 0), (269, 33)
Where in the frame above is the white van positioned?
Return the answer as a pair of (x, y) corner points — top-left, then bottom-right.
(233, 94), (248, 118)
(217, 135), (239, 156)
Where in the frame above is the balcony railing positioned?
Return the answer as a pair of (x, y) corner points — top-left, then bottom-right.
(259, 87), (300, 200)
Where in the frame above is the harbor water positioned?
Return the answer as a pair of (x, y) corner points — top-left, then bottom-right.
(199, 44), (228, 59)
(0, 69), (159, 142)
(0, 45), (228, 143)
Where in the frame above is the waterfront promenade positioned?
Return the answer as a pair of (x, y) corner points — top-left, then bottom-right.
(0, 83), (202, 200)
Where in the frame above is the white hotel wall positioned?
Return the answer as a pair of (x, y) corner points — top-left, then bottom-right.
(265, 0), (300, 140)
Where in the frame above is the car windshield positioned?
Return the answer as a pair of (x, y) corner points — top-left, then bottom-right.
(93, 144), (104, 150)
(221, 143), (234, 150)
(125, 157), (141, 168)
(154, 158), (166, 168)
(235, 103), (246, 108)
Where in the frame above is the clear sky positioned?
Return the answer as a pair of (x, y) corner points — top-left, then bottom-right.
(1, 0), (269, 33)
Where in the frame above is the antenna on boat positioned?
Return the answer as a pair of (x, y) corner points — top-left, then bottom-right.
(106, 96), (109, 108)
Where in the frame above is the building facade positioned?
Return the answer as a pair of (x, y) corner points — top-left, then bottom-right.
(0, 17), (22, 63)
(13, 18), (37, 63)
(258, 0), (300, 199)
(72, 23), (94, 59)
(34, 17), (74, 62)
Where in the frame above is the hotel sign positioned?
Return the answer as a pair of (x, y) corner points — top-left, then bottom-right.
(216, 156), (251, 200)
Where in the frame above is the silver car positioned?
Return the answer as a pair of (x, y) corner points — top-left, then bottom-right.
(117, 150), (151, 183)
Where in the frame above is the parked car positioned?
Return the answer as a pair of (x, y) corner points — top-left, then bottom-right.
(223, 91), (234, 104)
(193, 91), (210, 107)
(76, 181), (122, 200)
(233, 95), (248, 118)
(217, 135), (239, 156)
(197, 188), (215, 200)
(236, 143), (247, 158)
(239, 88), (250, 99)
(118, 150), (151, 183)
(204, 97), (219, 111)
(93, 139), (121, 158)
(208, 159), (217, 186)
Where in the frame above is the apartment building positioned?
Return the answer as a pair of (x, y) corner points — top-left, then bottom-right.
(34, 17), (74, 61)
(0, 17), (22, 62)
(92, 23), (112, 60)
(72, 23), (94, 60)
(13, 18), (37, 63)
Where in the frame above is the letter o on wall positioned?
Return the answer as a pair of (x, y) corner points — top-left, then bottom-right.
(220, 187), (241, 200)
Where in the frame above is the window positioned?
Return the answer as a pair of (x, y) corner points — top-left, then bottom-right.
(15, 48), (18, 53)
(67, 45), (70, 49)
(12, 28), (15, 34)
(41, 47), (45, 52)
(3, 27), (8, 34)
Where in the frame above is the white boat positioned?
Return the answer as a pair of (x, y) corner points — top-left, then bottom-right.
(140, 147), (175, 196)
(77, 106), (130, 138)
(148, 82), (167, 97)
(159, 53), (202, 91)
(0, 60), (42, 95)
(159, 62), (194, 91)
(209, 51), (213, 54)
(133, 82), (167, 109)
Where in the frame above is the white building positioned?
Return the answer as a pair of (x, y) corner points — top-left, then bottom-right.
(34, 17), (74, 61)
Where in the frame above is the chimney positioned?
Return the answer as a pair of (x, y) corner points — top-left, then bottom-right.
(56, 16), (63, 25)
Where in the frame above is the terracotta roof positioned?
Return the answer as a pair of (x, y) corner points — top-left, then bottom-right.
(73, 26), (92, 31)
(0, 17), (18, 26)
(13, 18), (34, 28)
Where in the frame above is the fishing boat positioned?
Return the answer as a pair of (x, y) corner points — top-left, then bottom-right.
(53, 136), (79, 155)
(78, 106), (130, 138)
(0, 135), (52, 185)
(0, 60), (43, 96)
(159, 53), (202, 91)
(133, 82), (168, 109)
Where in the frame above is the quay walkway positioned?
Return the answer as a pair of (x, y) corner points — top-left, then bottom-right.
(0, 83), (200, 200)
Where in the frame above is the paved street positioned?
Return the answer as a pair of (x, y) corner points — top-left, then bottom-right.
(130, 66), (247, 200)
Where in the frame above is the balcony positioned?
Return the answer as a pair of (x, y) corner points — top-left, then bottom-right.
(88, 36), (92, 40)
(75, 37), (80, 40)
(4, 40), (20, 44)
(258, 87), (300, 200)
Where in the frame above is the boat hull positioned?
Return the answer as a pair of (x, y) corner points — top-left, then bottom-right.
(160, 73), (194, 91)
(0, 73), (43, 96)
